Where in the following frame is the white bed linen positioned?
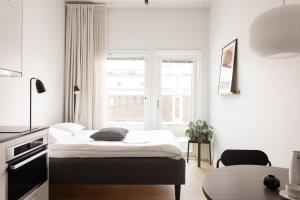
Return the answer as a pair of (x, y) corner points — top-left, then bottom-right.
(49, 130), (183, 160)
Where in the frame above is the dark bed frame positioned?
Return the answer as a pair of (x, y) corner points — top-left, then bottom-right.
(49, 157), (186, 200)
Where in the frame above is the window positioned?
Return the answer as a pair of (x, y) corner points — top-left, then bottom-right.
(105, 55), (146, 128)
(160, 59), (193, 125)
(104, 51), (201, 136)
(157, 56), (195, 138)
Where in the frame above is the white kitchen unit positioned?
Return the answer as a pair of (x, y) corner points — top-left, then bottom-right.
(0, 127), (49, 200)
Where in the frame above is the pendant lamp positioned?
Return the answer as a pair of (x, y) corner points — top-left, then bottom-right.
(249, 0), (300, 58)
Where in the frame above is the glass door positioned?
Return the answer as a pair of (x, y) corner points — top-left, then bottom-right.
(105, 54), (147, 130)
(104, 50), (201, 134)
(159, 57), (194, 137)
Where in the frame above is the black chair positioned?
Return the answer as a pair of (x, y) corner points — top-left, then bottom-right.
(216, 149), (271, 168)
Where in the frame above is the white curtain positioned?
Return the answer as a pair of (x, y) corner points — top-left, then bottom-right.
(64, 4), (106, 129)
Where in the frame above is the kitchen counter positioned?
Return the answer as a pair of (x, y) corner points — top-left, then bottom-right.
(0, 126), (48, 143)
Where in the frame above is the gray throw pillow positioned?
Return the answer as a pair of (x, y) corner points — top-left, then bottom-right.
(90, 127), (129, 141)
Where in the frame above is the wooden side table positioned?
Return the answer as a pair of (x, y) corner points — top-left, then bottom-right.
(187, 140), (212, 168)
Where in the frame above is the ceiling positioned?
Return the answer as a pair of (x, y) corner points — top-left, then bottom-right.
(66, 0), (212, 8)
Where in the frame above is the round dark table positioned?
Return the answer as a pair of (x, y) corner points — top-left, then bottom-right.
(202, 165), (289, 200)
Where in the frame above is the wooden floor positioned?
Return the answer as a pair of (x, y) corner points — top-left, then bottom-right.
(50, 159), (213, 200)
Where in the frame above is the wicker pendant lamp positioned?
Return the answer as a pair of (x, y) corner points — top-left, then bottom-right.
(249, 0), (300, 58)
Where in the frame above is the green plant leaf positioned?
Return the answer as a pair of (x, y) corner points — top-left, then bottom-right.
(185, 120), (213, 141)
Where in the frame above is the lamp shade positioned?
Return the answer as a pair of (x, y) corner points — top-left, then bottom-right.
(74, 85), (80, 93)
(249, 4), (300, 58)
(35, 79), (46, 93)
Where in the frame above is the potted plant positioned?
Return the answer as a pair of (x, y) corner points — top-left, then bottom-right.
(185, 120), (213, 142)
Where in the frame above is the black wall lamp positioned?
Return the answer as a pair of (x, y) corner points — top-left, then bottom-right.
(74, 85), (80, 116)
(74, 85), (80, 93)
(30, 78), (46, 131)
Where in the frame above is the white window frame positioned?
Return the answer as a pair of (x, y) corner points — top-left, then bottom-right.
(104, 50), (203, 136)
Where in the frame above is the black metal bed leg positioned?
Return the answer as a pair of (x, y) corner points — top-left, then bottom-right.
(175, 185), (181, 200)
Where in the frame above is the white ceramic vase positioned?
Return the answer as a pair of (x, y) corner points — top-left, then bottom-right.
(290, 151), (300, 185)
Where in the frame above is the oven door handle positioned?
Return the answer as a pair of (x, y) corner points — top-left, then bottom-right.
(8, 149), (48, 170)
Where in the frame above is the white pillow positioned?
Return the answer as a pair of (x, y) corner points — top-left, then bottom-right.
(48, 127), (73, 144)
(51, 123), (85, 135)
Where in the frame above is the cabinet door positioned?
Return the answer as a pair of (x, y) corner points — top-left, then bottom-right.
(0, 0), (22, 74)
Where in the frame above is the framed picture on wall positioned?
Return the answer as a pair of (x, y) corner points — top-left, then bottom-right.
(218, 39), (238, 95)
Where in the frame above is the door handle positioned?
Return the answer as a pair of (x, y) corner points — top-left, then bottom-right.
(8, 149), (48, 170)
(157, 100), (160, 107)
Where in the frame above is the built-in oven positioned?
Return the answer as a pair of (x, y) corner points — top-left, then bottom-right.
(6, 136), (48, 200)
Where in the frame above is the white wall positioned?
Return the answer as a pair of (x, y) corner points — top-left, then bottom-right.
(0, 0), (65, 126)
(209, 0), (300, 168)
(107, 8), (210, 119)
(107, 8), (209, 51)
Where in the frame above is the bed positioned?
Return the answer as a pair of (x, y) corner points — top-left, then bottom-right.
(48, 127), (186, 200)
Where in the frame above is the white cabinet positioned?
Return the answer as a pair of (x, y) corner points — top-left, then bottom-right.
(0, 129), (49, 200)
(0, 0), (22, 75)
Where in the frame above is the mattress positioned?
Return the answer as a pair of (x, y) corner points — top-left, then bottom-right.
(49, 130), (183, 160)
